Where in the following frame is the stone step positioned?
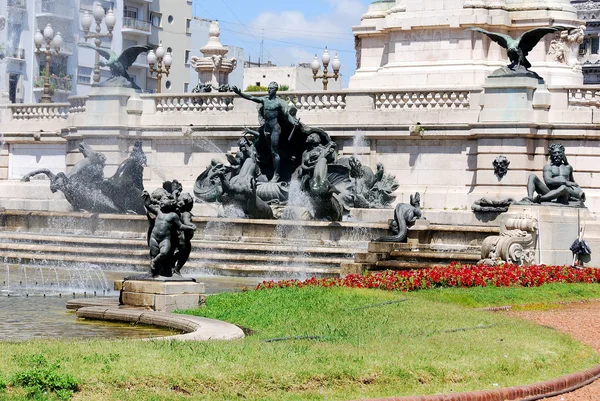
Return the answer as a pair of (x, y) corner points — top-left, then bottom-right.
(0, 232), (356, 259)
(374, 260), (452, 270)
(389, 250), (480, 261)
(0, 231), (359, 254)
(0, 251), (339, 277)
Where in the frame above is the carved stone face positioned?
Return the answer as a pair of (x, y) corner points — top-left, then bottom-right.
(492, 155), (510, 179)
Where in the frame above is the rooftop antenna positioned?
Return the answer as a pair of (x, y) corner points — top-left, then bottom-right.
(259, 28), (264, 65)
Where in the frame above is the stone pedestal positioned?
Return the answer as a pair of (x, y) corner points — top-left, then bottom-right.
(115, 280), (206, 313)
(479, 76), (550, 124)
(83, 87), (142, 127)
(502, 205), (599, 266)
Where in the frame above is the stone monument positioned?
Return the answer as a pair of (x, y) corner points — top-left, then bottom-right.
(190, 21), (237, 89)
(117, 181), (204, 313)
(193, 82), (399, 221)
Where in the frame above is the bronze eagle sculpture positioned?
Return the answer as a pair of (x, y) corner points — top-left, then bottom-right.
(78, 43), (153, 88)
(468, 26), (565, 70)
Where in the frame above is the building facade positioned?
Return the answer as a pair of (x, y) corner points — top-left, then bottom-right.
(573, 0), (600, 83)
(242, 62), (342, 91)
(0, 0), (193, 103)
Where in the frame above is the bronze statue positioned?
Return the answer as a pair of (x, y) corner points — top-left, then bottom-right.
(142, 184), (196, 277)
(524, 143), (585, 206)
(232, 82), (299, 182)
(22, 141), (146, 214)
(78, 43), (153, 89)
(375, 193), (422, 242)
(468, 26), (564, 76)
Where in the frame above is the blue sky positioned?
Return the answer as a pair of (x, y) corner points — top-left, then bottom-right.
(193, 0), (374, 87)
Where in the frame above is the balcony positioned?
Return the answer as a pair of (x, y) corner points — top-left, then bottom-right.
(5, 47), (25, 60)
(35, 0), (75, 20)
(8, 0), (26, 10)
(58, 41), (75, 55)
(34, 75), (73, 93)
(122, 17), (151, 35)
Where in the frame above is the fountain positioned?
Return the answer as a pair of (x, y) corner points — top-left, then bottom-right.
(0, 0), (599, 337)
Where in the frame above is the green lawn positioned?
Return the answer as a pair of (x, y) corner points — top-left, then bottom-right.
(0, 285), (598, 401)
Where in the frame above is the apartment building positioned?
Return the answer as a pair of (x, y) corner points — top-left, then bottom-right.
(0, 0), (193, 103)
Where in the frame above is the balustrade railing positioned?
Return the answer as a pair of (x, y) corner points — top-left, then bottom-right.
(373, 90), (471, 109)
(68, 96), (88, 114)
(8, 0), (26, 9)
(568, 88), (600, 108)
(10, 103), (70, 120)
(122, 17), (151, 32)
(5, 47), (25, 59)
(281, 92), (347, 112)
(144, 93), (235, 113)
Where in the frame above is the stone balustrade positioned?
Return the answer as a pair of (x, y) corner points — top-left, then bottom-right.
(567, 88), (600, 108)
(9, 103), (70, 120)
(281, 91), (347, 112)
(142, 93), (235, 113)
(68, 96), (88, 114)
(373, 90), (471, 110)
(3, 86), (600, 127)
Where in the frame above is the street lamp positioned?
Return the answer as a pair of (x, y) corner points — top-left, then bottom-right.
(147, 43), (172, 93)
(311, 47), (341, 91)
(34, 24), (63, 103)
(81, 3), (116, 82)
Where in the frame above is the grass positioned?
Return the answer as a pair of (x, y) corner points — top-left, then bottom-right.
(410, 282), (600, 309)
(0, 285), (598, 400)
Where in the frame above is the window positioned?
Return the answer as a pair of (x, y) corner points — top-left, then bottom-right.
(579, 40), (587, 55)
(255, 82), (260, 86)
(77, 67), (92, 85)
(165, 80), (172, 90)
(150, 12), (162, 27)
(262, 75), (266, 78)
(167, 47), (173, 53)
(186, 18), (191, 34)
(123, 6), (138, 19)
(167, 15), (174, 24)
(592, 37), (599, 55)
(184, 83), (189, 92)
(184, 50), (190, 65)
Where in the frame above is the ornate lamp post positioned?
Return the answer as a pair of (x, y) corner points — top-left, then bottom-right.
(311, 47), (341, 90)
(81, 3), (116, 83)
(34, 24), (63, 103)
(147, 43), (172, 93)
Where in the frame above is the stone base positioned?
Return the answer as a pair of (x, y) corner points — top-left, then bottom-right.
(115, 279), (206, 313)
(507, 205), (599, 266)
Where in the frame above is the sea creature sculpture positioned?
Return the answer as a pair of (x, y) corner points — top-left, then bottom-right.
(78, 43), (153, 89)
(375, 193), (422, 242)
(21, 142), (146, 214)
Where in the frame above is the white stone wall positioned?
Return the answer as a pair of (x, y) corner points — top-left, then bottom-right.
(2, 81), (600, 213)
(351, 0), (583, 89)
(243, 65), (342, 91)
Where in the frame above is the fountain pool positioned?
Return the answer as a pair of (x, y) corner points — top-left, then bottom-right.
(0, 268), (265, 341)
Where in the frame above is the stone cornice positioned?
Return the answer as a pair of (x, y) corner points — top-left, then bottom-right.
(464, 1), (564, 11)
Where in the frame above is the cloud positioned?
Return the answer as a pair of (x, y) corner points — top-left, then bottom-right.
(248, 1), (366, 42)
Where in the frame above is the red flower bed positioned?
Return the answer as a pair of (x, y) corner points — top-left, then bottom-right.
(256, 262), (600, 292)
